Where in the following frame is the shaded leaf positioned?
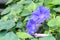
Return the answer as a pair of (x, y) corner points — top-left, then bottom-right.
(16, 22), (23, 28)
(0, 31), (7, 40)
(6, 0), (13, 5)
(0, 20), (15, 30)
(1, 7), (11, 15)
(24, 16), (30, 21)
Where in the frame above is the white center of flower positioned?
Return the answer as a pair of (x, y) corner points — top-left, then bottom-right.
(39, 14), (45, 18)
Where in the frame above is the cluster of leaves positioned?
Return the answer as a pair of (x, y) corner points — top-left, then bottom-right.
(0, 0), (60, 40)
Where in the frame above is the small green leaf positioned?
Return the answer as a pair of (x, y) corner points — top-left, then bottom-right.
(16, 32), (33, 39)
(47, 19), (57, 27)
(27, 2), (37, 11)
(17, 0), (25, 5)
(21, 9), (32, 16)
(6, 13), (19, 22)
(24, 16), (30, 21)
(37, 0), (44, 6)
(16, 22), (23, 28)
(6, 0), (13, 5)
(17, 0), (32, 5)
(1, 16), (8, 21)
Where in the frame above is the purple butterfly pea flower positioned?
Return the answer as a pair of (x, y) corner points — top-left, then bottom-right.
(31, 6), (50, 23)
(26, 6), (50, 35)
(26, 19), (38, 35)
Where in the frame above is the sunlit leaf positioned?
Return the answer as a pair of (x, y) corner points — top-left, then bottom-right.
(21, 9), (32, 16)
(47, 19), (57, 27)
(5, 32), (19, 40)
(1, 16), (8, 21)
(17, 0), (32, 5)
(16, 32), (33, 38)
(27, 2), (37, 11)
(53, 8), (60, 12)
(39, 35), (56, 40)
(50, 0), (60, 5)
(56, 16), (60, 27)
(48, 16), (60, 27)
(31, 38), (38, 40)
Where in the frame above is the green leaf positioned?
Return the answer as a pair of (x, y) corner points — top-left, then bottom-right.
(27, 2), (37, 11)
(1, 16), (8, 21)
(21, 9), (32, 16)
(56, 27), (60, 33)
(47, 19), (57, 27)
(6, 0), (13, 5)
(56, 16), (60, 27)
(53, 8), (60, 12)
(24, 16), (30, 21)
(17, 0), (32, 5)
(17, 0), (25, 5)
(0, 37), (5, 40)
(6, 13), (19, 22)
(16, 22), (23, 28)
(37, 0), (44, 6)
(11, 4), (23, 14)
(39, 35), (56, 40)
(31, 38), (38, 40)
(0, 31), (7, 36)
(1, 7), (11, 15)
(44, 0), (52, 6)
(47, 16), (60, 28)
(50, 0), (60, 5)
(0, 20), (15, 30)
(5, 32), (19, 40)
(0, 31), (7, 40)
(7, 13), (15, 19)
(16, 32), (33, 39)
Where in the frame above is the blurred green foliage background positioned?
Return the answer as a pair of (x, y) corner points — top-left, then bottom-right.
(0, 0), (60, 40)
